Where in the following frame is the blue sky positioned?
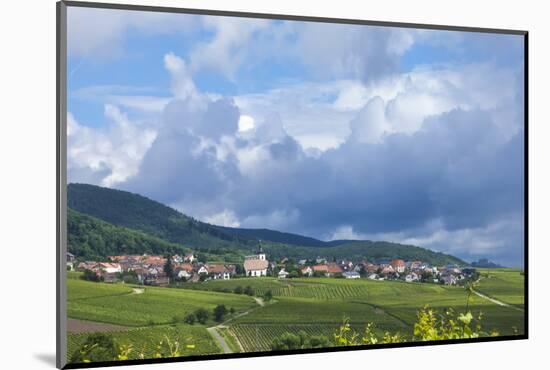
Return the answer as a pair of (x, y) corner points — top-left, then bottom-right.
(66, 7), (525, 266)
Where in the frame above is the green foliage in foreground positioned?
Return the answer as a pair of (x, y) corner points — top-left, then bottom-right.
(68, 324), (221, 363)
(270, 304), (499, 352)
(70, 333), (118, 363)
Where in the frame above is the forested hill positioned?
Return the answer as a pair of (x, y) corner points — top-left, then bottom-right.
(68, 183), (257, 251)
(67, 208), (190, 260)
(67, 183), (467, 265)
(216, 226), (330, 248)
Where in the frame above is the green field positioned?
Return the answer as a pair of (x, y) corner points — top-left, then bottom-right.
(68, 279), (257, 326)
(67, 270), (524, 362)
(475, 269), (525, 307)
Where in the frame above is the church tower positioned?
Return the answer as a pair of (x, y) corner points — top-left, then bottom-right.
(257, 240), (266, 261)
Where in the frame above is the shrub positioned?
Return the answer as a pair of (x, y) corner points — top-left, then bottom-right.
(70, 333), (118, 363)
(195, 308), (210, 324)
(81, 269), (101, 282)
(233, 286), (243, 294)
(243, 286), (254, 296)
(263, 290), (273, 302)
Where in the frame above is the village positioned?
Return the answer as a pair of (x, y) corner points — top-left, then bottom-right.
(67, 243), (478, 287)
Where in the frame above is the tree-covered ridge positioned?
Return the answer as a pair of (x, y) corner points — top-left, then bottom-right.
(263, 241), (466, 266)
(68, 183), (257, 251)
(67, 208), (190, 260)
(67, 183), (467, 265)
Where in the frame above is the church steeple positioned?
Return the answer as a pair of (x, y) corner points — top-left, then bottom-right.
(257, 240), (263, 254)
(257, 240), (265, 260)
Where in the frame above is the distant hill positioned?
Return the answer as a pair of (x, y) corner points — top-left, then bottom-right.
(471, 258), (504, 268)
(67, 183), (467, 265)
(216, 226), (330, 248)
(261, 240), (466, 266)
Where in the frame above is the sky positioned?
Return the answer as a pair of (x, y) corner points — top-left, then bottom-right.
(66, 7), (525, 266)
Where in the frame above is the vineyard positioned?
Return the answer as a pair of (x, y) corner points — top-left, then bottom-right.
(66, 271), (524, 361)
(229, 324), (342, 352)
(67, 279), (257, 326)
(67, 324), (221, 360)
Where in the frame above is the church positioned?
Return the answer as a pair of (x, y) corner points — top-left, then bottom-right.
(243, 243), (269, 277)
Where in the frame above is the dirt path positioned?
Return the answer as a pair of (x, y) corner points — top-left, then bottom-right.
(132, 288), (144, 295)
(207, 327), (232, 354)
(471, 289), (524, 312)
(207, 296), (268, 353)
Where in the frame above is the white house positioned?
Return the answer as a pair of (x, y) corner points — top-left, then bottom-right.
(208, 264), (231, 280)
(405, 272), (419, 282)
(66, 252), (75, 271)
(176, 269), (191, 280)
(244, 244), (269, 277)
(300, 266), (313, 277)
(278, 269), (290, 279)
(343, 271), (360, 279)
(197, 265), (209, 275)
(184, 253), (195, 263)
(99, 262), (122, 274)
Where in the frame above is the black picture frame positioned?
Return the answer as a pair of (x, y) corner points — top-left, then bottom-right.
(56, 1), (528, 369)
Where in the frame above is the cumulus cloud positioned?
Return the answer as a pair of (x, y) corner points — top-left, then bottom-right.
(293, 23), (416, 82)
(67, 106), (157, 187)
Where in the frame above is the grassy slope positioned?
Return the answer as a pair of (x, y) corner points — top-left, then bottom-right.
(66, 279), (261, 362)
(475, 268), (525, 307)
(67, 279), (257, 326)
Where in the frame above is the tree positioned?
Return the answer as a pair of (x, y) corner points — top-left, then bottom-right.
(235, 264), (244, 275)
(243, 286), (254, 296)
(164, 255), (174, 280)
(233, 286), (243, 294)
(213, 304), (228, 322)
(195, 308), (210, 324)
(263, 290), (273, 302)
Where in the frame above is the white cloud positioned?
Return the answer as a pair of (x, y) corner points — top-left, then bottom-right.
(190, 16), (272, 79)
(67, 7), (199, 59)
(67, 106), (157, 187)
(203, 209), (241, 227)
(238, 115), (255, 132)
(328, 225), (368, 241)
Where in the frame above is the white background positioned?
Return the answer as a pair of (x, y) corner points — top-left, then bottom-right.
(0, 0), (546, 369)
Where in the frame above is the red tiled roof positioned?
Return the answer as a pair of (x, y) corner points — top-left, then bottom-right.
(390, 259), (406, 267)
(244, 259), (268, 271)
(327, 263), (343, 274)
(312, 264), (328, 272)
(207, 264), (228, 274)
